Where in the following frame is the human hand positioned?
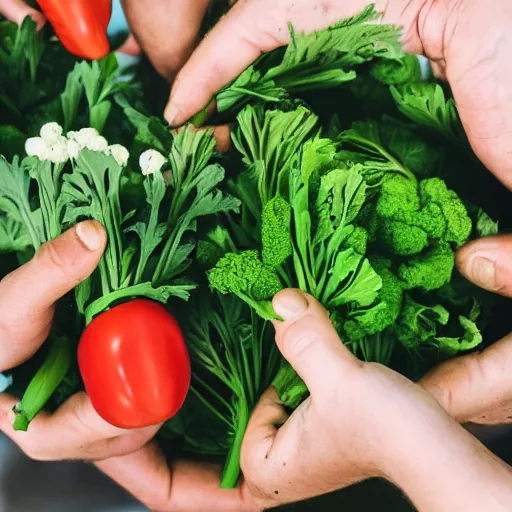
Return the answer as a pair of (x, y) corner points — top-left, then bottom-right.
(0, 0), (46, 29)
(0, 221), (159, 461)
(421, 235), (512, 425)
(121, 0), (212, 81)
(163, 0), (512, 190)
(97, 290), (500, 512)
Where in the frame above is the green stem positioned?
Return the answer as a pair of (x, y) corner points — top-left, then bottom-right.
(13, 337), (70, 431)
(220, 400), (250, 489)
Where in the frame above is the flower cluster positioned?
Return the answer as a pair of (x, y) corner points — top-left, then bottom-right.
(25, 123), (130, 166)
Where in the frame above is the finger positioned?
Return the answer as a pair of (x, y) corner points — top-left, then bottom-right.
(0, 392), (158, 461)
(164, 0), (426, 125)
(0, 0), (46, 29)
(96, 445), (256, 512)
(122, 0), (210, 81)
(115, 33), (142, 56)
(444, 8), (512, 190)
(0, 221), (106, 371)
(272, 289), (358, 395)
(420, 333), (512, 423)
(456, 235), (512, 296)
(242, 386), (289, 465)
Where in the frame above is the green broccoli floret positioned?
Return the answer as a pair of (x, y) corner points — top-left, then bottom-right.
(398, 241), (454, 291)
(196, 240), (225, 269)
(380, 221), (428, 256)
(345, 226), (368, 254)
(374, 174), (470, 258)
(419, 178), (472, 246)
(411, 202), (446, 239)
(376, 175), (420, 218)
(208, 250), (282, 320)
(262, 195), (292, 267)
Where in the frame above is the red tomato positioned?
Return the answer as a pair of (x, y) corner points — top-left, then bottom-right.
(37, 0), (112, 60)
(78, 300), (191, 429)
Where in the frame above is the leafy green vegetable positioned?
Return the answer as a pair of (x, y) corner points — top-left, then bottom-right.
(215, 4), (403, 113)
(1, 7), (507, 495)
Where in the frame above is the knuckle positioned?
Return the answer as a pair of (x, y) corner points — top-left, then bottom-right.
(35, 240), (81, 288)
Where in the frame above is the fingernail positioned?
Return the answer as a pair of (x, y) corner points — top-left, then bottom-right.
(76, 221), (104, 251)
(469, 255), (496, 289)
(273, 290), (308, 321)
(165, 103), (181, 126)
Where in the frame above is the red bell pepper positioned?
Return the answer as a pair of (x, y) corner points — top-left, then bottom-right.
(37, 0), (112, 60)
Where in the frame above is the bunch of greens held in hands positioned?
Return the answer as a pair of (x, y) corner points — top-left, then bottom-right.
(0, 3), (507, 492)
(0, 115), (240, 430)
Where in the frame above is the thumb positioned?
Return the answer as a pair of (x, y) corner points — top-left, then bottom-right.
(420, 333), (512, 423)
(272, 289), (357, 396)
(0, 0), (46, 29)
(0, 221), (106, 370)
(1, 221), (107, 315)
(456, 235), (512, 296)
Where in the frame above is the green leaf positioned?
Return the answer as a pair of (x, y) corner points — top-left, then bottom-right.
(476, 209), (499, 237)
(90, 101), (112, 133)
(115, 95), (173, 154)
(60, 63), (83, 131)
(436, 316), (483, 356)
(0, 214), (31, 253)
(0, 156), (41, 249)
(324, 249), (382, 308)
(216, 5), (403, 113)
(390, 83), (463, 143)
(339, 120), (417, 182)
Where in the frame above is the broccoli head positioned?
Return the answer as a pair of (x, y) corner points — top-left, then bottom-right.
(208, 251), (283, 320)
(262, 195), (292, 268)
(380, 221), (428, 256)
(376, 175), (420, 218)
(345, 225), (368, 254)
(398, 241), (454, 291)
(419, 178), (472, 246)
(374, 174), (471, 257)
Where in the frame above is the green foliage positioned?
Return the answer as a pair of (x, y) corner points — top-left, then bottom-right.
(214, 4), (403, 114)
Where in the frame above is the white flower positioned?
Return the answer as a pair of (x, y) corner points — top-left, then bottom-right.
(67, 131), (78, 140)
(74, 127), (100, 147)
(49, 137), (69, 163)
(139, 149), (167, 176)
(25, 137), (51, 161)
(108, 144), (130, 166)
(40, 122), (63, 145)
(85, 135), (109, 152)
(67, 139), (81, 160)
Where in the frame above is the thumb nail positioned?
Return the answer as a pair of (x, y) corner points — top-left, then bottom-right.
(165, 104), (181, 127)
(76, 221), (104, 251)
(273, 289), (309, 321)
(468, 255), (496, 289)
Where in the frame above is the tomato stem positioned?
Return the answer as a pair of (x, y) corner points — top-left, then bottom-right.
(220, 399), (250, 489)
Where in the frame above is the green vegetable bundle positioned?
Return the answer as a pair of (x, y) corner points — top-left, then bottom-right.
(0, 4), (509, 493)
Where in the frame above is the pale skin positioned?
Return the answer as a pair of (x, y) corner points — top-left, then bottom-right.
(2, 0), (512, 510)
